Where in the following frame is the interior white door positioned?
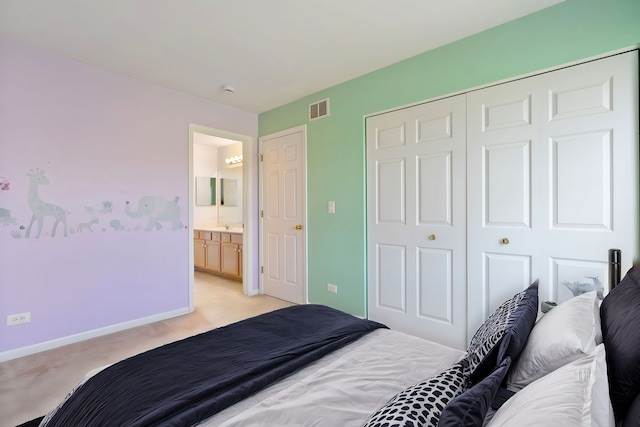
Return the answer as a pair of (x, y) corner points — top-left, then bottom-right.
(367, 95), (468, 350)
(259, 126), (307, 304)
(467, 51), (639, 335)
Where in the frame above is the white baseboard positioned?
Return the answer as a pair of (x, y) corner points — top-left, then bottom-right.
(0, 307), (191, 363)
(246, 287), (260, 297)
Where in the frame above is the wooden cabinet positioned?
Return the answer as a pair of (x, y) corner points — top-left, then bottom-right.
(194, 231), (206, 269)
(194, 231), (221, 272)
(221, 233), (242, 277)
(205, 237), (221, 271)
(194, 230), (242, 280)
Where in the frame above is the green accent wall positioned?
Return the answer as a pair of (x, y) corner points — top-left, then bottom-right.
(258, 0), (640, 317)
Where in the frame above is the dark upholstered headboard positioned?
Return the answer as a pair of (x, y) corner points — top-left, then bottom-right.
(600, 266), (640, 426)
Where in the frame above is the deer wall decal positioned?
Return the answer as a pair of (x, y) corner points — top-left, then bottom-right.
(25, 169), (68, 238)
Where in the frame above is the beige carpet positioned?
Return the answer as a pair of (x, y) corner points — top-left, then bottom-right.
(0, 272), (295, 427)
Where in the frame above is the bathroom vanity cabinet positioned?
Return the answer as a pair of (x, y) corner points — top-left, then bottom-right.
(194, 229), (242, 281)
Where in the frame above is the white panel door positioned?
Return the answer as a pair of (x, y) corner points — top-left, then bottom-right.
(467, 51), (639, 336)
(467, 79), (540, 334)
(538, 52), (638, 304)
(367, 95), (467, 350)
(259, 126), (307, 304)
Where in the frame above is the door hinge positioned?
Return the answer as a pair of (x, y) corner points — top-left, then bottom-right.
(259, 154), (263, 162)
(261, 266), (264, 273)
(260, 210), (264, 218)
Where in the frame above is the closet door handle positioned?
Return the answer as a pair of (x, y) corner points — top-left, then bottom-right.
(500, 238), (510, 245)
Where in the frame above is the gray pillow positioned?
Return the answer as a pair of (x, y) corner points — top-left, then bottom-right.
(465, 281), (538, 383)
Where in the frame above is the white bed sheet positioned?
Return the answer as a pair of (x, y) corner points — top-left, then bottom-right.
(198, 328), (466, 427)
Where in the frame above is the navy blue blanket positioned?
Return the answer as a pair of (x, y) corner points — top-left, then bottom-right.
(41, 305), (386, 427)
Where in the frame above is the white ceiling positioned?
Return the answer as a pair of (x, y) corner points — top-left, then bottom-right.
(0, 0), (563, 114)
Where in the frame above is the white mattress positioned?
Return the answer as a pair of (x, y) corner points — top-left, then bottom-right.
(198, 328), (465, 427)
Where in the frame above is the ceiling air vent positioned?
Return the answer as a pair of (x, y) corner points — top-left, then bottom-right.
(309, 98), (329, 121)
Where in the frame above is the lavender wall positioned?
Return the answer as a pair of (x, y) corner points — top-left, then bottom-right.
(0, 38), (257, 358)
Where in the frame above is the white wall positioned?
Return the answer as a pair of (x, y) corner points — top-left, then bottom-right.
(193, 143), (219, 228)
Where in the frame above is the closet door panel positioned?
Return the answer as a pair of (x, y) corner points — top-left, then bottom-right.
(469, 51), (638, 324)
(482, 95), (532, 131)
(417, 152), (452, 225)
(538, 51), (639, 303)
(467, 79), (540, 336)
(376, 243), (407, 312)
(551, 131), (611, 229)
(483, 140), (531, 227)
(376, 158), (406, 224)
(550, 257), (609, 302)
(367, 95), (467, 350)
(478, 252), (532, 320)
(368, 108), (414, 325)
(418, 247), (453, 323)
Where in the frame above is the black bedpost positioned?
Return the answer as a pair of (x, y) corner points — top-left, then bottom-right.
(609, 248), (621, 290)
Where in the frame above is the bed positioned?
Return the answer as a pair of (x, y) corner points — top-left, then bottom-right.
(35, 266), (640, 427)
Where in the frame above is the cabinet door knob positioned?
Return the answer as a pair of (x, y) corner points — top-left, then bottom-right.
(295, 224), (303, 230)
(500, 237), (510, 245)
(428, 234), (437, 240)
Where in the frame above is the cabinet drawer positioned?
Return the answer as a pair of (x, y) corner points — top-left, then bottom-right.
(194, 230), (200, 239)
(221, 233), (231, 243)
(199, 231), (212, 241)
(210, 232), (221, 241)
(231, 233), (243, 244)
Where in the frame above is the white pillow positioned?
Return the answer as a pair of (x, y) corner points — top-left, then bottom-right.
(507, 291), (601, 390)
(487, 344), (613, 427)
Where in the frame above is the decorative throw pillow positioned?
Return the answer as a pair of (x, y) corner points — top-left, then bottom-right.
(464, 281), (538, 383)
(438, 357), (511, 427)
(486, 344), (613, 427)
(508, 291), (601, 391)
(600, 266), (640, 422)
(363, 362), (467, 427)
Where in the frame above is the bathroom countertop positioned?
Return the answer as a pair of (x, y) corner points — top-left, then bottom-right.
(195, 226), (243, 234)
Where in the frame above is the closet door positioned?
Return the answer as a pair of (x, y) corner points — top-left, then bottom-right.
(367, 95), (467, 350)
(466, 78), (542, 335)
(467, 51), (639, 336)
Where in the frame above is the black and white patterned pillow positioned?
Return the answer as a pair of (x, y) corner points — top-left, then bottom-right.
(464, 281), (538, 383)
(363, 362), (467, 427)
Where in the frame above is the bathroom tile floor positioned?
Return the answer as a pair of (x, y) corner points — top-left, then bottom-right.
(0, 271), (295, 427)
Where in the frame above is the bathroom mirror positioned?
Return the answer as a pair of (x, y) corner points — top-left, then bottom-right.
(196, 176), (216, 206)
(220, 178), (238, 206)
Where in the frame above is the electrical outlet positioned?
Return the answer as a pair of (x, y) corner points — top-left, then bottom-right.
(7, 312), (31, 326)
(327, 283), (338, 294)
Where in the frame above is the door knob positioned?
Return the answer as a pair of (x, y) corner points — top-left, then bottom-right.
(428, 234), (437, 240)
(500, 238), (510, 245)
(295, 224), (303, 230)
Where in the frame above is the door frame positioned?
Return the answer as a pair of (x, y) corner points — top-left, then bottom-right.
(188, 124), (255, 311)
(258, 124), (308, 301)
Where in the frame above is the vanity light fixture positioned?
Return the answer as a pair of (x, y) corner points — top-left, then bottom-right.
(225, 155), (243, 165)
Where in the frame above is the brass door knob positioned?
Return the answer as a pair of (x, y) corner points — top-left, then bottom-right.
(295, 224), (303, 230)
(500, 238), (510, 245)
(428, 234), (437, 240)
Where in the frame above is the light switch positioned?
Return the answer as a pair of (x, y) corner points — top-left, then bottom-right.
(328, 200), (335, 214)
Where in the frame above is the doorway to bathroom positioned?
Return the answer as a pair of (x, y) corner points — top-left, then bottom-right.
(188, 124), (254, 311)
